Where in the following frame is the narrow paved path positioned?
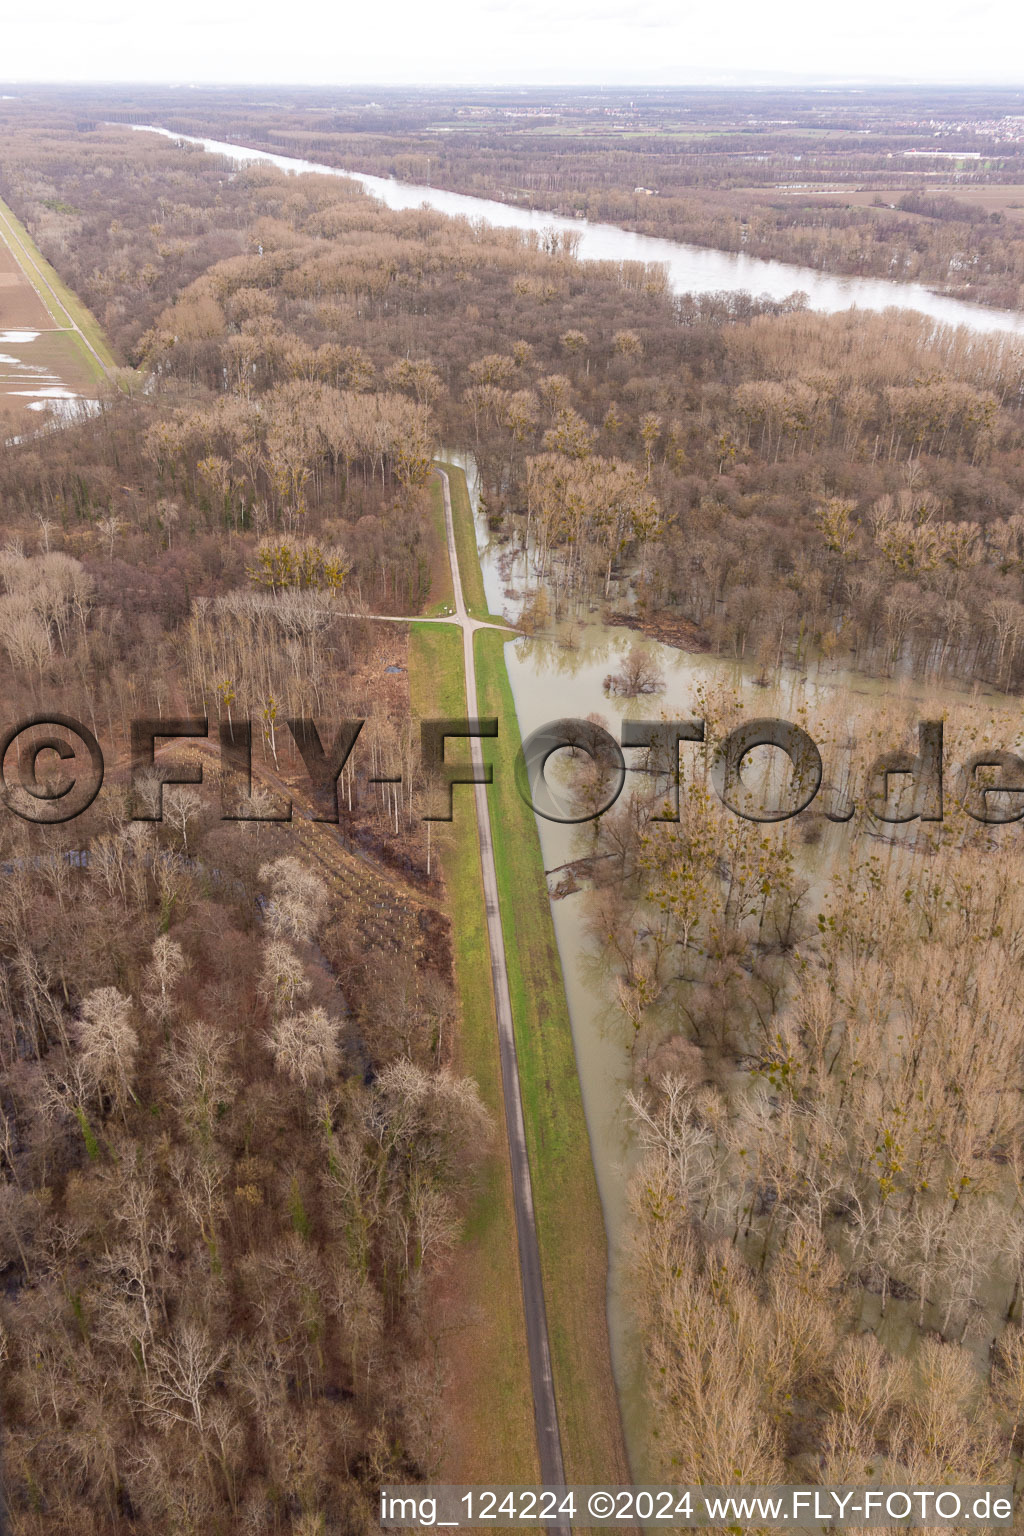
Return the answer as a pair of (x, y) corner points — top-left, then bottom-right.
(433, 466), (570, 1518)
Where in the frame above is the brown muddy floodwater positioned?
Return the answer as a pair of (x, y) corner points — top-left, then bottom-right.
(445, 449), (1024, 1476)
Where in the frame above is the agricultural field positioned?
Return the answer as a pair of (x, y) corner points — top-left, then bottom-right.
(0, 195), (107, 429)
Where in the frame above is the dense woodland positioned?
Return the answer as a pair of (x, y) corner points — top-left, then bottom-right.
(0, 118), (488, 1533)
(2, 94), (1024, 1528)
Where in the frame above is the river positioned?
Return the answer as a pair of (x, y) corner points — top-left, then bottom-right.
(123, 125), (1024, 339)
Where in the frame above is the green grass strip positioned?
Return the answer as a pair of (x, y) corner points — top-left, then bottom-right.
(423, 478), (456, 616)
(408, 621), (539, 1486)
(474, 626), (630, 1486)
(436, 460), (504, 623)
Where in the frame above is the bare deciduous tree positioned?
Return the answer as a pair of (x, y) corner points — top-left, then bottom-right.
(72, 986), (138, 1122)
(267, 1005), (341, 1090)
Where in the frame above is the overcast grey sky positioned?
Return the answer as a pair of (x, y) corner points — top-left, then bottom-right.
(1, 0), (1022, 86)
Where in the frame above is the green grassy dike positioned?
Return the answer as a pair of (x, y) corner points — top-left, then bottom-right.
(436, 459), (504, 623)
(433, 459), (629, 1484)
(407, 622), (540, 1489)
(424, 479), (456, 615)
(0, 194), (117, 377)
(474, 625), (631, 1488)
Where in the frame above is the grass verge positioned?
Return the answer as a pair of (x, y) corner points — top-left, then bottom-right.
(407, 621), (539, 1488)
(436, 460), (503, 623)
(0, 194), (116, 378)
(474, 626), (631, 1487)
(423, 479), (456, 616)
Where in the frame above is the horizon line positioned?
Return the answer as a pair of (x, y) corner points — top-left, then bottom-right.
(4, 76), (1024, 92)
